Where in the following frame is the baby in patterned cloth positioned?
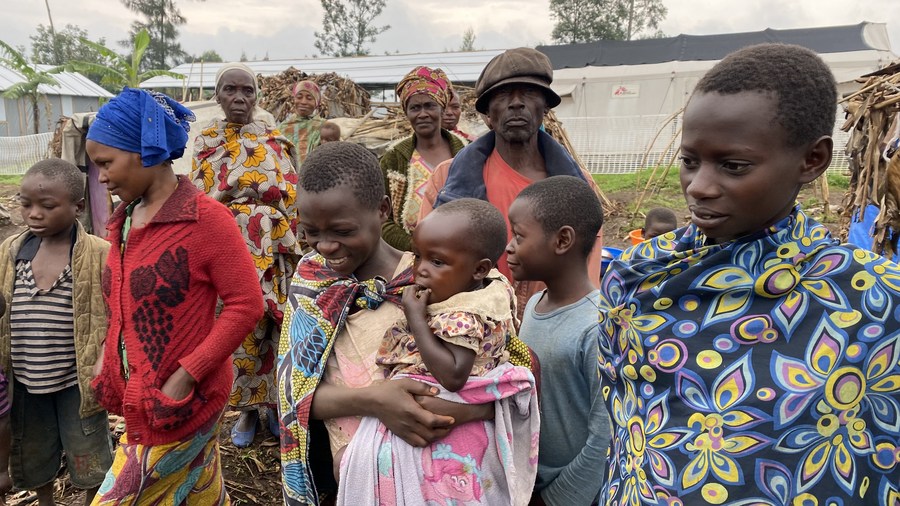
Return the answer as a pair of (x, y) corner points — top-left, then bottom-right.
(377, 197), (515, 387)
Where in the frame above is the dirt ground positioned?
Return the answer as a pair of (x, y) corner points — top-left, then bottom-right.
(0, 176), (844, 506)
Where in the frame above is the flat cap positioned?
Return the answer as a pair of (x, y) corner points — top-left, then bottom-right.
(474, 47), (561, 114)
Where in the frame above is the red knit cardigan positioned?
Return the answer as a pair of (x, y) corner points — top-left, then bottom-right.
(92, 177), (264, 445)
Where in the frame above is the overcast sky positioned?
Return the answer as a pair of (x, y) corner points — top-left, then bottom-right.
(3, 0), (899, 64)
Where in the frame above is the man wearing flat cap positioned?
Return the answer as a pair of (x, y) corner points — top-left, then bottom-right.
(418, 47), (604, 308)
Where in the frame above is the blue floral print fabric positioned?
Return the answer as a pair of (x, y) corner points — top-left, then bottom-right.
(597, 206), (900, 506)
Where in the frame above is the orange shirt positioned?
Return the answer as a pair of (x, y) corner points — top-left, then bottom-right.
(483, 150), (533, 280)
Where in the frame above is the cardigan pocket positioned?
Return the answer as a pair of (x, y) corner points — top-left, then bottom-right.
(141, 386), (206, 432)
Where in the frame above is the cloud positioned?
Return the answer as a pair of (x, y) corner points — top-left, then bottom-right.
(3, 0), (898, 64)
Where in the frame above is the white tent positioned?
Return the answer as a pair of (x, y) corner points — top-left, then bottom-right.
(536, 22), (897, 173)
(542, 22), (896, 119)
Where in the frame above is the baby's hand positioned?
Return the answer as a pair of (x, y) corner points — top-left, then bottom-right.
(401, 285), (430, 316)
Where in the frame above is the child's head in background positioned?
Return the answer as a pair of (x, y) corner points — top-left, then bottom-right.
(643, 207), (678, 240)
(320, 121), (341, 143)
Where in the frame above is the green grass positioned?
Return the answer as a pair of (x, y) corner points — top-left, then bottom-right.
(826, 173), (850, 190)
(592, 169), (851, 230)
(592, 168), (850, 192)
(0, 175), (23, 186)
(592, 167), (680, 193)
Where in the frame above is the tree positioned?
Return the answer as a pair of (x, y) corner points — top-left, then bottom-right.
(120, 0), (201, 70)
(459, 27), (476, 52)
(550, 0), (666, 43)
(191, 49), (223, 63)
(30, 24), (109, 85)
(0, 40), (59, 134)
(31, 24), (107, 65)
(314, 0), (390, 57)
(59, 29), (184, 91)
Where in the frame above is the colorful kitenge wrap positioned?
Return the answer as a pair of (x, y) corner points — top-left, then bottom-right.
(86, 87), (194, 167)
(279, 114), (324, 168)
(191, 119), (302, 410)
(596, 206), (900, 506)
(92, 419), (228, 505)
(279, 80), (324, 168)
(277, 253), (535, 505)
(396, 66), (451, 110)
(338, 362), (539, 506)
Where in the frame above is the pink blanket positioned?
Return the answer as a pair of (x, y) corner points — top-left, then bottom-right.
(337, 362), (539, 505)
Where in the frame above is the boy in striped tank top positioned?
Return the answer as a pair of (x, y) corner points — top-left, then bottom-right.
(0, 159), (112, 506)
(0, 293), (9, 502)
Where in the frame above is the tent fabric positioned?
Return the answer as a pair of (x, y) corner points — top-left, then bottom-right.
(538, 22), (887, 70)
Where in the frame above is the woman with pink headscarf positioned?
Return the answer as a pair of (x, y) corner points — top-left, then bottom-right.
(381, 66), (466, 251)
(279, 80), (325, 168)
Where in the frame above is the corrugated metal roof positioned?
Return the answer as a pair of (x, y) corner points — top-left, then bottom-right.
(0, 63), (112, 98)
(140, 49), (505, 89)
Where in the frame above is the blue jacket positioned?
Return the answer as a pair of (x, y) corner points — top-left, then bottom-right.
(434, 130), (587, 207)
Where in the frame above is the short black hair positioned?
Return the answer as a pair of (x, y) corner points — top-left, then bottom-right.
(693, 43), (837, 147)
(645, 207), (677, 228)
(432, 198), (508, 263)
(298, 141), (384, 209)
(516, 175), (603, 258)
(24, 158), (85, 202)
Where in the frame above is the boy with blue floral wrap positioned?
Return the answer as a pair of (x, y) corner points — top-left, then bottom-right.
(597, 43), (900, 505)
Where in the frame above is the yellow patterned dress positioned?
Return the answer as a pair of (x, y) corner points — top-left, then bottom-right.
(191, 119), (302, 410)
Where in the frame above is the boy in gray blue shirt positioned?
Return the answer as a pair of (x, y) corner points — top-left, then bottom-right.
(506, 175), (610, 506)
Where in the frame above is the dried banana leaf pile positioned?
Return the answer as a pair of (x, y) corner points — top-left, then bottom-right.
(840, 60), (900, 257)
(331, 106), (414, 156)
(257, 67), (371, 122)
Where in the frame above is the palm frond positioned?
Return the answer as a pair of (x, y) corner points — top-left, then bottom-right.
(61, 61), (126, 82)
(131, 29), (150, 75)
(78, 37), (124, 63)
(0, 40), (31, 74)
(139, 69), (185, 81)
(1, 82), (34, 100)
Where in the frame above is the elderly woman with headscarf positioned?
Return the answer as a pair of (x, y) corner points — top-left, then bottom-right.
(85, 88), (263, 503)
(279, 80), (326, 168)
(381, 66), (466, 251)
(190, 63), (303, 448)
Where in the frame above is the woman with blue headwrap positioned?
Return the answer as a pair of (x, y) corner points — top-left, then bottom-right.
(85, 88), (264, 504)
(191, 63), (302, 448)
